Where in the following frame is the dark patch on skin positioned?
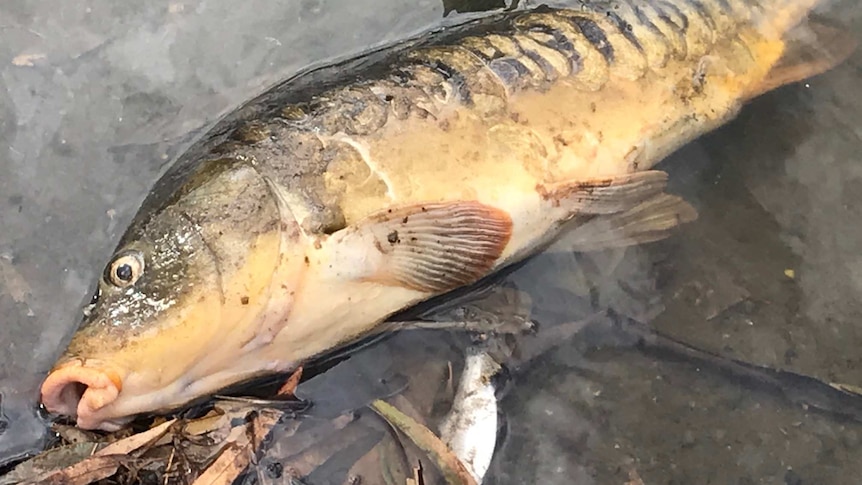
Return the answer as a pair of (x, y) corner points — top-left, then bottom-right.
(634, 4), (688, 64)
(317, 85), (389, 136)
(280, 105), (308, 122)
(681, 0), (717, 31)
(568, 17), (615, 63)
(536, 177), (615, 207)
(319, 216), (348, 235)
(416, 57), (473, 105)
(604, 10), (645, 53)
(304, 256), (310, 265)
(461, 37), (501, 62)
(402, 216), (409, 224)
(553, 134), (568, 147)
(241, 296), (250, 305)
(526, 24), (576, 58)
(387, 230), (400, 244)
(517, 45), (559, 82)
(488, 57), (531, 90)
(526, 24), (582, 77)
(232, 121), (271, 144)
(632, 5), (667, 42)
(657, 2), (690, 31)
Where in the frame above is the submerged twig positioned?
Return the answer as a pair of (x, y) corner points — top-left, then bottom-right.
(609, 311), (862, 424)
(369, 399), (478, 485)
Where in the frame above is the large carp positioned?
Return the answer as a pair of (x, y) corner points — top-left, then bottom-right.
(40, 0), (853, 431)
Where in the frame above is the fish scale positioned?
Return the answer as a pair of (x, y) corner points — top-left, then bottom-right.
(206, 2), (789, 229)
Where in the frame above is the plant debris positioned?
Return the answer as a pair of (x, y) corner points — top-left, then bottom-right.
(5, 352), (490, 485)
(370, 399), (478, 485)
(2, 395), (294, 485)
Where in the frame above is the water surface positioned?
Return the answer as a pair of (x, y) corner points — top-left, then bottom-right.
(1, 0), (861, 483)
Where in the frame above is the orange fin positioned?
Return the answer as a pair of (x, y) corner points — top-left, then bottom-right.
(356, 201), (513, 293)
(744, 18), (857, 101)
(537, 170), (669, 215)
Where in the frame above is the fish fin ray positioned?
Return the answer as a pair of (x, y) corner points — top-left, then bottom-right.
(552, 193), (697, 253)
(356, 201), (513, 293)
(538, 170), (669, 215)
(262, 176), (310, 240)
(744, 18), (857, 101)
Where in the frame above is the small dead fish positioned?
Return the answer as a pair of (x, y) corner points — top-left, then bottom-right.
(40, 0), (854, 431)
(439, 351), (502, 484)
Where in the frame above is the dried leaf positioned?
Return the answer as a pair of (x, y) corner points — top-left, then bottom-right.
(180, 406), (254, 444)
(95, 418), (176, 456)
(191, 427), (252, 485)
(250, 409), (282, 449)
(369, 400), (477, 485)
(28, 455), (122, 485)
(5, 420), (176, 485)
(277, 366), (304, 398)
(0, 443), (103, 485)
(191, 405), (285, 484)
(191, 450), (247, 485)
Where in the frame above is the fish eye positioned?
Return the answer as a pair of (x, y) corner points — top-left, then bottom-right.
(105, 250), (145, 288)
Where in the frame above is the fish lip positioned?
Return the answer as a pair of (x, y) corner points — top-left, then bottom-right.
(40, 358), (128, 431)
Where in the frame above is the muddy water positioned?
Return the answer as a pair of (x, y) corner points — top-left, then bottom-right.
(1, 0), (861, 483)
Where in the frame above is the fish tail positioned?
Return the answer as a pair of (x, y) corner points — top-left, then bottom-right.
(750, 0), (827, 38)
(737, 0), (856, 100)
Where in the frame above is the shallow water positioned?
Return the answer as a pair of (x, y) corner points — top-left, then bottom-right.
(1, 0), (862, 483)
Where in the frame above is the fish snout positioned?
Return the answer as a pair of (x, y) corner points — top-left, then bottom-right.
(40, 359), (128, 431)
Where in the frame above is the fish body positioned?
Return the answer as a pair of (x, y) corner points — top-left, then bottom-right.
(40, 0), (852, 431)
(439, 351), (503, 483)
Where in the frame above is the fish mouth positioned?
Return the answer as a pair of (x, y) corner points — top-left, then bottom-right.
(40, 359), (130, 431)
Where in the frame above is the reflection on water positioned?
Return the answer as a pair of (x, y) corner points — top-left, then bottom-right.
(1, 0), (862, 483)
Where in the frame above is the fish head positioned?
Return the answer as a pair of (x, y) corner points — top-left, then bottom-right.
(40, 159), (306, 431)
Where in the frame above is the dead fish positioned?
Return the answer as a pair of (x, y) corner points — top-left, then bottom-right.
(40, 0), (854, 431)
(439, 351), (503, 484)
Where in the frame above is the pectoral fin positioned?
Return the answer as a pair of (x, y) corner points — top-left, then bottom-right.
(744, 19), (857, 101)
(332, 201), (513, 294)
